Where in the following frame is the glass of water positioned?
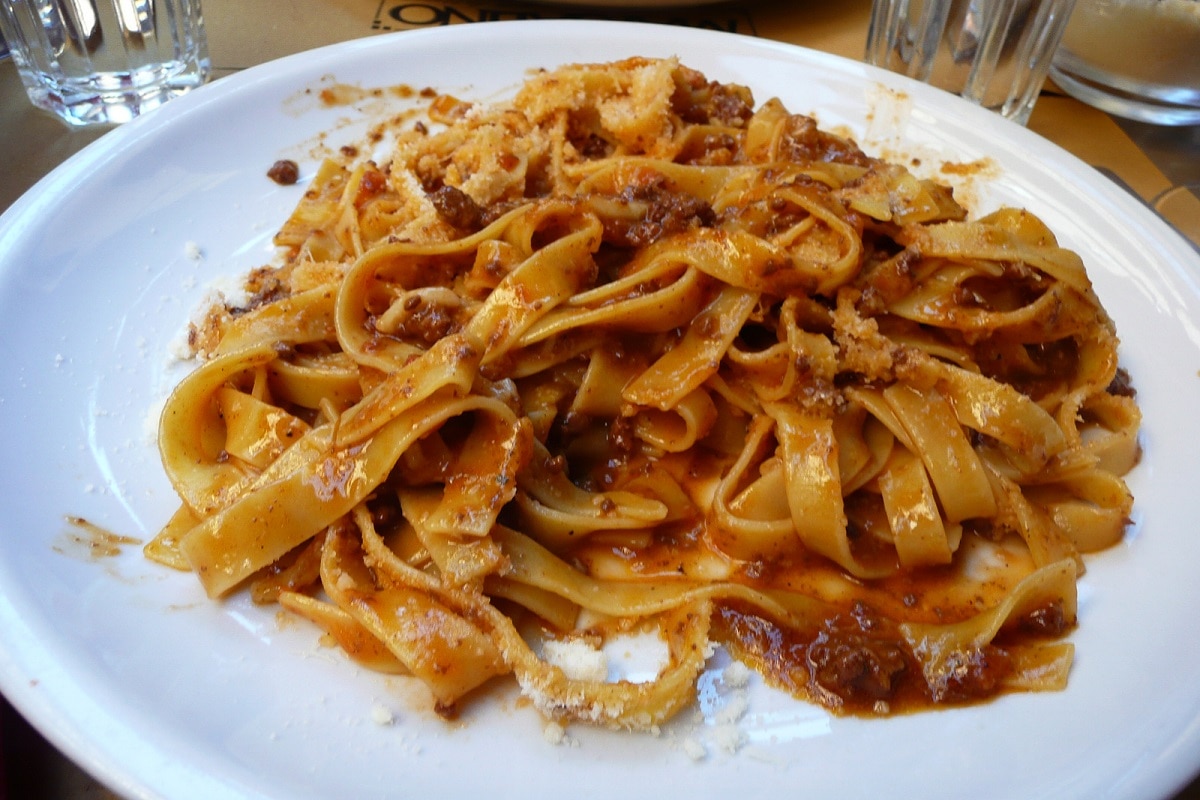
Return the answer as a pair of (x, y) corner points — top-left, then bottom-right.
(0, 0), (210, 127)
(865, 0), (1078, 126)
(1050, 0), (1200, 126)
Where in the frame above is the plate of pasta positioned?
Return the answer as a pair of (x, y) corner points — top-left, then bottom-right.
(1, 18), (1199, 800)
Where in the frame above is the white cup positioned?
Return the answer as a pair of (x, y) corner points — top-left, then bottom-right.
(866, 0), (1078, 125)
(0, 0), (210, 127)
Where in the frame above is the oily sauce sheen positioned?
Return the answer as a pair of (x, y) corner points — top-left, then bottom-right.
(568, 513), (1067, 715)
(559, 437), (1070, 716)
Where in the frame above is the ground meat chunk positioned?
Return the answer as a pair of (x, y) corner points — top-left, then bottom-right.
(429, 185), (485, 232)
(1107, 367), (1137, 397)
(602, 180), (716, 247)
(671, 66), (754, 126)
(806, 603), (908, 705)
(780, 114), (871, 166)
(1016, 601), (1071, 637)
(267, 159), (300, 185)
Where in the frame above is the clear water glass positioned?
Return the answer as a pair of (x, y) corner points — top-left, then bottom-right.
(866, 0), (1078, 126)
(1050, 0), (1200, 126)
(0, 0), (210, 127)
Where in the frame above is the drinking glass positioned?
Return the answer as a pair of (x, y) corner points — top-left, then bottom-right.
(866, 0), (1078, 125)
(1050, 0), (1200, 126)
(0, 0), (210, 127)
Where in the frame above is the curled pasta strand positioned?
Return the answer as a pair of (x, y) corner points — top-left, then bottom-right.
(514, 442), (669, 549)
(709, 415), (795, 560)
(623, 285), (757, 410)
(159, 344), (279, 515)
(901, 560), (1078, 700)
(878, 447), (955, 568)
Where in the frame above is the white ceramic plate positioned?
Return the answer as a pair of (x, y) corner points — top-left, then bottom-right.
(2, 19), (1200, 800)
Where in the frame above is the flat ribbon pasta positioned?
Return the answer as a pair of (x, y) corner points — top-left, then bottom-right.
(150, 57), (1140, 727)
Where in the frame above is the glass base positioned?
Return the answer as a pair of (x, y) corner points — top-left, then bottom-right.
(18, 60), (211, 127)
(1050, 66), (1200, 127)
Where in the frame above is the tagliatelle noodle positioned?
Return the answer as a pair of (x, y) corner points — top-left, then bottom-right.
(149, 57), (1141, 726)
